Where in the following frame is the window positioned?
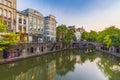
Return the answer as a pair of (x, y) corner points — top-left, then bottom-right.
(8, 22), (11, 27)
(34, 18), (36, 23)
(37, 20), (40, 24)
(19, 18), (22, 23)
(7, 1), (11, 7)
(23, 27), (26, 33)
(34, 25), (36, 30)
(30, 24), (32, 30)
(38, 28), (40, 31)
(18, 26), (22, 32)
(3, 10), (7, 17)
(8, 11), (11, 18)
(23, 19), (26, 24)
(38, 26), (40, 31)
(41, 29), (43, 32)
(29, 16), (32, 22)
(0, 8), (2, 15)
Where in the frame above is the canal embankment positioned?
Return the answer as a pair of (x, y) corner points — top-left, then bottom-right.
(90, 42), (120, 57)
(0, 41), (120, 64)
(0, 42), (73, 64)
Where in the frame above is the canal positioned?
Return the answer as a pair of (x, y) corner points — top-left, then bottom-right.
(0, 50), (120, 80)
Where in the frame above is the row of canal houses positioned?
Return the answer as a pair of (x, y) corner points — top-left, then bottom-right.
(16, 9), (57, 42)
(0, 0), (57, 42)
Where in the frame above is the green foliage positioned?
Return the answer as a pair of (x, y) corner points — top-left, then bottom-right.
(0, 18), (19, 51)
(81, 30), (98, 42)
(97, 26), (120, 48)
(97, 26), (120, 43)
(103, 35), (112, 48)
(81, 31), (89, 40)
(110, 34), (120, 47)
(56, 24), (74, 46)
(0, 18), (7, 32)
(0, 33), (19, 45)
(63, 29), (74, 45)
(89, 30), (98, 41)
(57, 24), (68, 40)
(81, 26), (120, 48)
(0, 33), (19, 51)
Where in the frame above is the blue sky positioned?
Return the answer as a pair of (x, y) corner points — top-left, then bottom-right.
(17, 0), (120, 31)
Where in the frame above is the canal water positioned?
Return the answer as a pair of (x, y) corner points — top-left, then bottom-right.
(0, 50), (120, 80)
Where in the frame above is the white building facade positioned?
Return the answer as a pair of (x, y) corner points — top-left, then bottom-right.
(44, 15), (57, 42)
(22, 8), (44, 42)
(74, 28), (81, 42)
(68, 26), (85, 42)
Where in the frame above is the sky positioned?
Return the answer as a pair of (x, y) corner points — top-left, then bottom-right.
(17, 0), (120, 32)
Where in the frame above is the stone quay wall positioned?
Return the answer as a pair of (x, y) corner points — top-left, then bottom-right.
(0, 42), (59, 58)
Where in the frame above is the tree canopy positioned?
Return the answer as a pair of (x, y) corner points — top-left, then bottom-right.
(56, 24), (74, 46)
(56, 24), (68, 41)
(81, 26), (120, 48)
(97, 26), (120, 47)
(0, 18), (19, 51)
(97, 26), (120, 43)
(81, 30), (98, 42)
(0, 18), (7, 32)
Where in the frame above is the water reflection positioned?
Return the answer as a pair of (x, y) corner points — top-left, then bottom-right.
(0, 50), (120, 80)
(97, 53), (120, 80)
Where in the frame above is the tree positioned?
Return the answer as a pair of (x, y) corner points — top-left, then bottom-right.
(97, 26), (120, 43)
(0, 18), (19, 51)
(110, 34), (120, 47)
(63, 29), (74, 45)
(56, 24), (68, 48)
(89, 30), (98, 42)
(96, 26), (120, 48)
(81, 31), (89, 40)
(0, 33), (19, 45)
(56, 24), (68, 42)
(103, 35), (112, 48)
(0, 18), (7, 32)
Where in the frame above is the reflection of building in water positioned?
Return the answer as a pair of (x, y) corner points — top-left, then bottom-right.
(0, 57), (56, 80)
(15, 60), (56, 80)
(47, 60), (56, 80)
(76, 55), (83, 64)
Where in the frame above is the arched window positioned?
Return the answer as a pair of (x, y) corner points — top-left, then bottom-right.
(3, 9), (7, 17)
(8, 1), (12, 7)
(8, 11), (11, 18)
